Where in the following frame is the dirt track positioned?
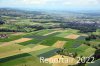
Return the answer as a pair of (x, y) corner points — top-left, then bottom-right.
(43, 30), (64, 36)
(43, 31), (58, 36)
(11, 32), (25, 35)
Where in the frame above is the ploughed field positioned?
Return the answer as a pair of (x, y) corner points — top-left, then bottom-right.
(0, 29), (99, 66)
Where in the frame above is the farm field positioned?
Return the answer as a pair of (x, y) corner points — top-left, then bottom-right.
(0, 29), (99, 66)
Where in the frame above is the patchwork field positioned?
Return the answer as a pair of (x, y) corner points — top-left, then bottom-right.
(0, 29), (99, 66)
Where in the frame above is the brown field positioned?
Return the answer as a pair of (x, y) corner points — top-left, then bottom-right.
(11, 38), (32, 43)
(46, 55), (77, 66)
(65, 34), (80, 39)
(52, 41), (66, 48)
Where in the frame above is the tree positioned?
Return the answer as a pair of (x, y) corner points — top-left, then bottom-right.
(85, 37), (91, 41)
(73, 52), (77, 58)
(94, 49), (100, 60)
(60, 23), (66, 29)
(92, 46), (98, 49)
(98, 44), (100, 47)
(0, 20), (5, 25)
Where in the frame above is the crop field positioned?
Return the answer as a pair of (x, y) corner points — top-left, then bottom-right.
(64, 40), (84, 49)
(52, 40), (66, 48)
(0, 44), (26, 58)
(18, 39), (40, 47)
(0, 29), (99, 66)
(40, 37), (69, 46)
(37, 48), (59, 58)
(76, 36), (86, 40)
(24, 29), (56, 37)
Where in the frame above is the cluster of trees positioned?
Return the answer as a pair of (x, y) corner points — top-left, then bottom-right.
(0, 20), (5, 25)
(83, 34), (100, 65)
(84, 41), (100, 49)
(0, 24), (45, 32)
(94, 49), (100, 60)
(85, 34), (100, 41)
(84, 34), (100, 49)
(56, 48), (77, 58)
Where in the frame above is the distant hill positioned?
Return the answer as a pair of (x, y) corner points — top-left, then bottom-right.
(0, 8), (43, 17)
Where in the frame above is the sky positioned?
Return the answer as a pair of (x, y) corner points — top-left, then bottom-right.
(0, 0), (100, 11)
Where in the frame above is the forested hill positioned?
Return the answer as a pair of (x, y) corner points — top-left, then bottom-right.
(0, 8), (43, 17)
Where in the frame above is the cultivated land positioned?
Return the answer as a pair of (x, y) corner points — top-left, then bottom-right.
(0, 28), (99, 66)
(0, 7), (100, 66)
(52, 40), (66, 48)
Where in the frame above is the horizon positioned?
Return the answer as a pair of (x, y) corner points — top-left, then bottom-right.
(0, 0), (100, 12)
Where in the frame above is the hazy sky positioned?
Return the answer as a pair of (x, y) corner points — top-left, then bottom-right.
(0, 0), (100, 11)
